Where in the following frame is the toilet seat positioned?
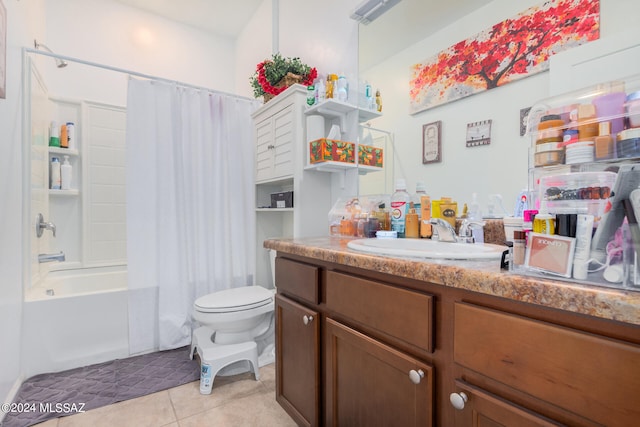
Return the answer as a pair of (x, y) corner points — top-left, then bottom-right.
(194, 286), (273, 314)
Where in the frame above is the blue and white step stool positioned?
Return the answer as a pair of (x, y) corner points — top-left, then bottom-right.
(190, 326), (260, 395)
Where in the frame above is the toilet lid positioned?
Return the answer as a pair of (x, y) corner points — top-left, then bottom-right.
(194, 286), (273, 313)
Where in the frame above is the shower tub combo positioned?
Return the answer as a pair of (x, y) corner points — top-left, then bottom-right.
(22, 266), (129, 378)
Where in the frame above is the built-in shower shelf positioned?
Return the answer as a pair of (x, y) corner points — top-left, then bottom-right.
(48, 147), (79, 157)
(49, 189), (79, 196)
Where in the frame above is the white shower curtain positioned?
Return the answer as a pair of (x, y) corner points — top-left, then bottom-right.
(126, 78), (259, 354)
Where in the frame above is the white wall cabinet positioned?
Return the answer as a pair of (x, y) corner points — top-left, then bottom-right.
(253, 84), (386, 287)
(255, 103), (295, 183)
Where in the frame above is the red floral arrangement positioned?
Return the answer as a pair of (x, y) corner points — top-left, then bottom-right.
(250, 54), (317, 98)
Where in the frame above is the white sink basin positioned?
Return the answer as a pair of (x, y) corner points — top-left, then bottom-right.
(347, 238), (506, 260)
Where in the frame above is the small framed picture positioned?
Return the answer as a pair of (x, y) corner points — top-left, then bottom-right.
(466, 120), (492, 147)
(422, 121), (441, 164)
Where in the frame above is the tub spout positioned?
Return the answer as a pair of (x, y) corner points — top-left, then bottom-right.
(38, 251), (65, 263)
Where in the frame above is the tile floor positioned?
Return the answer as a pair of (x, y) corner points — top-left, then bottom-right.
(33, 364), (296, 427)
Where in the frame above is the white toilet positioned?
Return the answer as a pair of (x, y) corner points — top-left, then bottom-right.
(190, 251), (277, 394)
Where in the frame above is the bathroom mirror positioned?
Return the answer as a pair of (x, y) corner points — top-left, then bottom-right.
(357, 0), (529, 213)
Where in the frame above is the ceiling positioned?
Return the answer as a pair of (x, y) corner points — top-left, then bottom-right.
(113, 0), (264, 38)
(114, 1), (492, 44)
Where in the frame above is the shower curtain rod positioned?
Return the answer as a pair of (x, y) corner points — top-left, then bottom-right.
(23, 47), (255, 102)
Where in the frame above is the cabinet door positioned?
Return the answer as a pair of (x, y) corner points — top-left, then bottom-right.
(255, 116), (275, 182)
(451, 380), (563, 427)
(325, 318), (433, 427)
(275, 294), (320, 427)
(255, 104), (295, 183)
(271, 104), (295, 179)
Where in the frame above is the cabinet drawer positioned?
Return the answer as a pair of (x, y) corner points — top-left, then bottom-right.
(326, 271), (433, 353)
(451, 380), (562, 427)
(275, 257), (320, 305)
(454, 302), (640, 426)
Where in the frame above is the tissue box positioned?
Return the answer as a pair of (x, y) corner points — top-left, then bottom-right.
(309, 138), (355, 164)
(358, 144), (384, 168)
(270, 191), (293, 208)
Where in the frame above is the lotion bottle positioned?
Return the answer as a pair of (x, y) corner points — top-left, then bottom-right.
(572, 214), (594, 280)
(61, 155), (72, 190)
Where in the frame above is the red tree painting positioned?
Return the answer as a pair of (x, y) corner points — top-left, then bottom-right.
(409, 0), (599, 114)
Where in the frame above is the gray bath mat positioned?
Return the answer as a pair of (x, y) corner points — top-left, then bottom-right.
(1, 346), (200, 427)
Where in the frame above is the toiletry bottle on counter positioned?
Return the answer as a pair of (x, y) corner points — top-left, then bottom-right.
(532, 203), (555, 235)
(61, 155), (72, 190)
(405, 203), (419, 238)
(420, 195), (432, 238)
(572, 214), (594, 280)
(440, 197), (458, 229)
(467, 193), (484, 243)
(50, 157), (61, 190)
(391, 179), (410, 238)
(374, 203), (390, 231)
(412, 182), (427, 221)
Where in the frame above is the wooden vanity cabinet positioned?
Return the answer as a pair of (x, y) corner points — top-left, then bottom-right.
(274, 253), (640, 427)
(275, 256), (436, 426)
(275, 257), (321, 427)
(451, 301), (640, 427)
(276, 294), (320, 427)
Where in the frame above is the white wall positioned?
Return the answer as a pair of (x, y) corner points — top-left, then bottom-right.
(361, 0), (640, 215)
(0, 0), (243, 411)
(0, 0), (46, 412)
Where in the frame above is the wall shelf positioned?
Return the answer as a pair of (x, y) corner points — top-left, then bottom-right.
(256, 207), (294, 212)
(305, 161), (357, 173)
(48, 147), (79, 157)
(48, 189), (80, 196)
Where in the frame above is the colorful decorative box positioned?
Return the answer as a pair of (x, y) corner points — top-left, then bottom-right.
(309, 138), (355, 164)
(357, 144), (384, 168)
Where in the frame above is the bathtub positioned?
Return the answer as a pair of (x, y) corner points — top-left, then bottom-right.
(22, 266), (130, 378)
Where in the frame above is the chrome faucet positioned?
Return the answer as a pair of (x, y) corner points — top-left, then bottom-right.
(36, 213), (57, 238)
(38, 251), (65, 263)
(430, 218), (458, 242)
(458, 219), (486, 244)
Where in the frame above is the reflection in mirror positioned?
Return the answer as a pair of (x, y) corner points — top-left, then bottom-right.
(357, 0), (530, 216)
(358, 124), (394, 195)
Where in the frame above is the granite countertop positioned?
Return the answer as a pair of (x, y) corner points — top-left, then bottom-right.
(264, 236), (640, 326)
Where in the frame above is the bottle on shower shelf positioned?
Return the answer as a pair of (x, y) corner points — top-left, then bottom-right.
(61, 155), (72, 190)
(50, 157), (61, 190)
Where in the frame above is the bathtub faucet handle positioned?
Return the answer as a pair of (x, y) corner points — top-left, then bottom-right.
(36, 213), (57, 238)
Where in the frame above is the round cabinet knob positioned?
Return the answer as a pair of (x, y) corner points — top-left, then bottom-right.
(302, 315), (314, 325)
(449, 392), (468, 410)
(408, 369), (424, 385)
